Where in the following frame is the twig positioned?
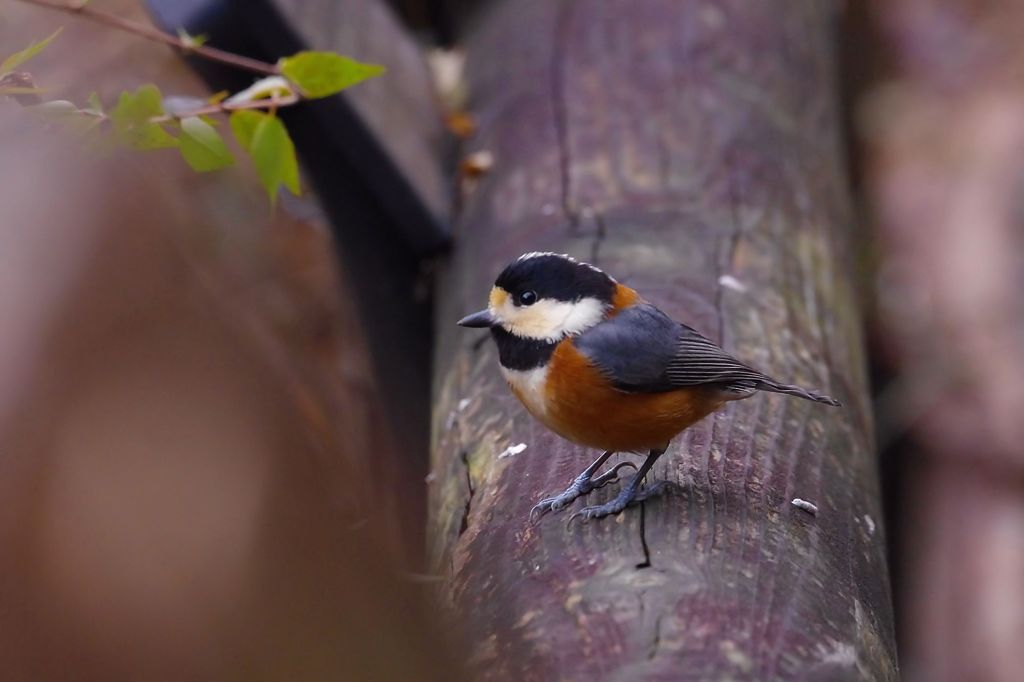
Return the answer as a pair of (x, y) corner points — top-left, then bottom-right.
(20, 92), (301, 126)
(14, 0), (279, 76)
(153, 94), (300, 122)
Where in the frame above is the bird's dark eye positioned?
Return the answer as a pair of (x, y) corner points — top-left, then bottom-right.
(517, 290), (537, 306)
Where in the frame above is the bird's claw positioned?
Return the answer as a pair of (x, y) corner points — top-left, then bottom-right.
(529, 492), (575, 522)
(529, 461), (638, 521)
(589, 460), (637, 489)
(567, 480), (673, 527)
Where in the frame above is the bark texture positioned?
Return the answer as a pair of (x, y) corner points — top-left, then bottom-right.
(430, 1), (896, 680)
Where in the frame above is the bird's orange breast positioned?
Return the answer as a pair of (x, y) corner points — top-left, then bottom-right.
(539, 339), (724, 452)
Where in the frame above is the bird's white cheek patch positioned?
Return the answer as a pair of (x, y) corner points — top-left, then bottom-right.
(503, 297), (607, 342)
(501, 365), (549, 417)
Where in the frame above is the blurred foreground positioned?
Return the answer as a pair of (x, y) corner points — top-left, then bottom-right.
(0, 3), (455, 679)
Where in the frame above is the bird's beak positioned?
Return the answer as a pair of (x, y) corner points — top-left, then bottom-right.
(457, 309), (497, 328)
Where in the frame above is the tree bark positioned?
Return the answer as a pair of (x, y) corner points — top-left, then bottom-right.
(430, 1), (896, 679)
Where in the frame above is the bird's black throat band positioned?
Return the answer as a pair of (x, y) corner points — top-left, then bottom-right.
(491, 327), (557, 371)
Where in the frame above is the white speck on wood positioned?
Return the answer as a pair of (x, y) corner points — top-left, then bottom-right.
(718, 274), (747, 292)
(864, 515), (876, 535)
(427, 47), (467, 109)
(815, 640), (857, 666)
(462, 150), (494, 174)
(458, 398), (471, 411)
(498, 443), (528, 459)
(792, 498), (819, 515)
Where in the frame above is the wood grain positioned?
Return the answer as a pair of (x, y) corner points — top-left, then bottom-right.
(430, 1), (896, 679)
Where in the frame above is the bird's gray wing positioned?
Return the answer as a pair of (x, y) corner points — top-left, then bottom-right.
(574, 303), (766, 394)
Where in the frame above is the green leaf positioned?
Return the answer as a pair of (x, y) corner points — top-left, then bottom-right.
(229, 109), (263, 151)
(109, 84), (177, 150)
(251, 114), (300, 202)
(178, 116), (234, 172)
(230, 110), (300, 202)
(279, 51), (385, 99)
(233, 112), (299, 203)
(1, 28), (62, 75)
(110, 84), (163, 123)
(120, 119), (177, 150)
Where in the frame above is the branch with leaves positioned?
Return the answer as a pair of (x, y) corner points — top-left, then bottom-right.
(2, 0), (386, 204)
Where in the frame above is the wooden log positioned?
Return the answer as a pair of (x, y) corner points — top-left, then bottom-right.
(429, 1), (896, 679)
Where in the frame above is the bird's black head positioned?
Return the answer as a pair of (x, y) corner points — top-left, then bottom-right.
(457, 252), (616, 342)
(494, 252), (616, 307)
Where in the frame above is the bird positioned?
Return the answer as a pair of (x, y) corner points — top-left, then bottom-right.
(457, 252), (840, 522)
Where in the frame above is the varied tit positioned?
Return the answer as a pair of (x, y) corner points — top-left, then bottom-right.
(458, 252), (840, 522)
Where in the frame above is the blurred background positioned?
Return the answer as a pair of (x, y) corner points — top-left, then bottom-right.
(1, 0), (1022, 680)
(848, 2), (1024, 680)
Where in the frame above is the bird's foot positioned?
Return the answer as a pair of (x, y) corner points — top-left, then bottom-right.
(529, 461), (637, 521)
(567, 479), (673, 525)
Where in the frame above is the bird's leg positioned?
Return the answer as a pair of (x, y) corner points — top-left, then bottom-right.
(568, 447), (669, 523)
(529, 451), (636, 520)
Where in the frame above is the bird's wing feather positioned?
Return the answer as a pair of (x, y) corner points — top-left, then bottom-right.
(574, 303), (767, 393)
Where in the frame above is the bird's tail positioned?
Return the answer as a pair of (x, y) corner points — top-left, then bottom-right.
(756, 380), (841, 407)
